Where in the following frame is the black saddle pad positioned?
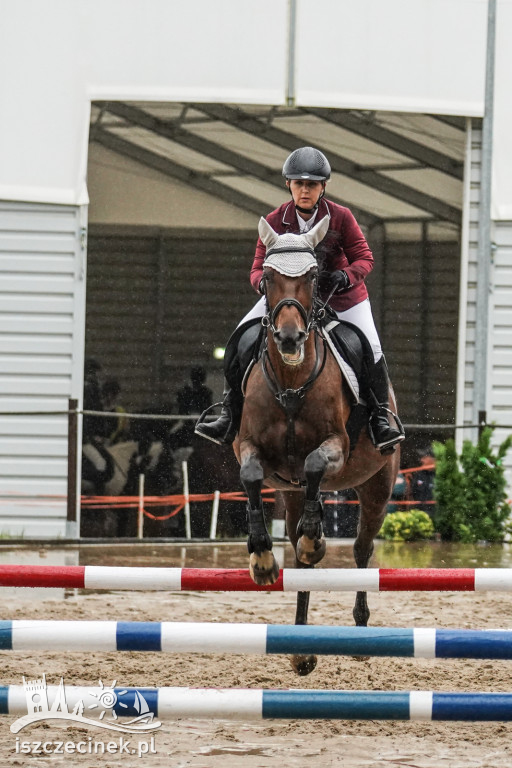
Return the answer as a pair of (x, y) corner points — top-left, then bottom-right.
(224, 318), (265, 391)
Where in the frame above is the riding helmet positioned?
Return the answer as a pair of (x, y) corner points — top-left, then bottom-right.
(282, 147), (331, 181)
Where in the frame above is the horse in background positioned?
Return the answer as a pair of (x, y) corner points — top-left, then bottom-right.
(233, 216), (401, 675)
(80, 408), (190, 537)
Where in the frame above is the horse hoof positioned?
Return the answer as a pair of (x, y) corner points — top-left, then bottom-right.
(291, 654), (317, 676)
(296, 535), (326, 565)
(249, 551), (280, 585)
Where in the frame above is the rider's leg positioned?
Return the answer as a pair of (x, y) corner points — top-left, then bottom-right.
(194, 378), (243, 445)
(335, 299), (404, 453)
(195, 297), (266, 445)
(365, 356), (405, 452)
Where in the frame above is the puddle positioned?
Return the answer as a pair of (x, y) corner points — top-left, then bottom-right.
(195, 744), (273, 756)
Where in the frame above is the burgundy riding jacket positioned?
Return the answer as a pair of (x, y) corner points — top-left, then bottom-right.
(250, 198), (373, 312)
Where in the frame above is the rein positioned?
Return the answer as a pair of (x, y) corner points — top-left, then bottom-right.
(260, 285), (328, 484)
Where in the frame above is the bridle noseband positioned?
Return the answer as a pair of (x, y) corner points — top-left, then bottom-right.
(261, 296), (315, 338)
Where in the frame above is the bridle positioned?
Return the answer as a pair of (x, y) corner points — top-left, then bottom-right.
(259, 266), (328, 484)
(261, 295), (315, 338)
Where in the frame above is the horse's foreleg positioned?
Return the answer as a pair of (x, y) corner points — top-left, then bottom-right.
(297, 439), (344, 565)
(240, 451), (279, 586)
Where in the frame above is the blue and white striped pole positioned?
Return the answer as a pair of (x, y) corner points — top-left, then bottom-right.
(2, 686), (512, 722)
(1, 621), (512, 659)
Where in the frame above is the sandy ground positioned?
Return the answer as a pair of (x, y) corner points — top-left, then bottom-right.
(1, 543), (512, 767)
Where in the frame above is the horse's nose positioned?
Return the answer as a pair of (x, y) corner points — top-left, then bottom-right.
(274, 327), (307, 353)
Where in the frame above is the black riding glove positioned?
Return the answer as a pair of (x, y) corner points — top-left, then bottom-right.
(318, 269), (350, 294)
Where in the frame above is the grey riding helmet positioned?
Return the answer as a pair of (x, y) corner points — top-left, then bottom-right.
(282, 147), (331, 181)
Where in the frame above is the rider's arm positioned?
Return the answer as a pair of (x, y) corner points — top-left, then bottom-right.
(336, 208), (374, 286)
(250, 237), (266, 293)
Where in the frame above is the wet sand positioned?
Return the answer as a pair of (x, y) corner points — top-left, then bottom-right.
(0, 541), (511, 766)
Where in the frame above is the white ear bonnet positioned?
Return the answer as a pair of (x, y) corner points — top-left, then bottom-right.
(258, 215), (330, 277)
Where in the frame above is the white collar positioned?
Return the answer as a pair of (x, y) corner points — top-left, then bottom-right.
(296, 209), (319, 233)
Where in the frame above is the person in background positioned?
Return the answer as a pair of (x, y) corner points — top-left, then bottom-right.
(82, 358), (105, 442)
(411, 447), (436, 514)
(177, 366), (213, 416)
(176, 367), (214, 445)
(101, 378), (129, 445)
(196, 146), (404, 454)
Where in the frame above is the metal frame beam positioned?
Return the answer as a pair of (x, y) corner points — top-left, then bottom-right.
(305, 108), (464, 180)
(91, 127), (271, 218)
(95, 102), (382, 228)
(194, 103), (462, 225)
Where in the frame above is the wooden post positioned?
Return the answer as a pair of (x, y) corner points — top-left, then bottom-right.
(182, 461), (192, 539)
(478, 410), (487, 438)
(210, 490), (220, 539)
(66, 398), (78, 538)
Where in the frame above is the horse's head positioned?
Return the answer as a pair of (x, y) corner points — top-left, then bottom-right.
(258, 215), (329, 365)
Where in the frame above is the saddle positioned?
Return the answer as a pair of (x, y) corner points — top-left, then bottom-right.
(224, 314), (373, 451)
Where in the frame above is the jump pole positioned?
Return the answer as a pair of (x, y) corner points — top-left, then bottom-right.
(3, 686), (512, 722)
(2, 566), (512, 591)
(2, 620), (512, 659)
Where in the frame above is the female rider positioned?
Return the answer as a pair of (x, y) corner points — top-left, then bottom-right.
(195, 146), (404, 454)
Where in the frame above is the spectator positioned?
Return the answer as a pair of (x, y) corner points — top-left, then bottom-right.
(177, 367), (213, 416)
(82, 358), (105, 442)
(411, 448), (436, 514)
(102, 378), (129, 445)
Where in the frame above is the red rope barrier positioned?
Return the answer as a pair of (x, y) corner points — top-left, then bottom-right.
(0, 466), (437, 520)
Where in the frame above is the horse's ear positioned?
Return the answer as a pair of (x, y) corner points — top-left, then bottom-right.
(303, 215), (330, 249)
(258, 217), (279, 248)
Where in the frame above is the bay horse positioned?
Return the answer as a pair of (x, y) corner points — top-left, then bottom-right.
(232, 215), (401, 675)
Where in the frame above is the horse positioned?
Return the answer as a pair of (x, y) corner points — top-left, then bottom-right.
(232, 215), (401, 675)
(81, 419), (190, 537)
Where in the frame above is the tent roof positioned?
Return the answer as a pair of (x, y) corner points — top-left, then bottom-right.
(90, 102), (467, 239)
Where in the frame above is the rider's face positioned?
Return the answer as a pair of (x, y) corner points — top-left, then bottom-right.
(287, 179), (325, 213)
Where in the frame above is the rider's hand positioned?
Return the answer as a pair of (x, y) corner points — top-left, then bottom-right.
(318, 269), (350, 294)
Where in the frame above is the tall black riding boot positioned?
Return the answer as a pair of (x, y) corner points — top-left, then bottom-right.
(195, 380), (243, 446)
(367, 357), (405, 454)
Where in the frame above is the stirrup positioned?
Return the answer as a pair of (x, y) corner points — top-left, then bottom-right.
(368, 406), (405, 455)
(195, 401), (224, 427)
(194, 401), (233, 445)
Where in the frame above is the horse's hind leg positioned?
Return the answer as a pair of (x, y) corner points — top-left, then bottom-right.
(352, 459), (398, 626)
(240, 450), (279, 585)
(282, 490), (317, 676)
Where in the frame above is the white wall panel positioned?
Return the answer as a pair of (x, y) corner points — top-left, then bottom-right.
(0, 1), (89, 205)
(0, 202), (86, 538)
(0, 0), (288, 206)
(493, 1), (512, 219)
(490, 220), (512, 488)
(3, 0), (512, 215)
(295, 0), (487, 116)
(83, 0), (288, 104)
